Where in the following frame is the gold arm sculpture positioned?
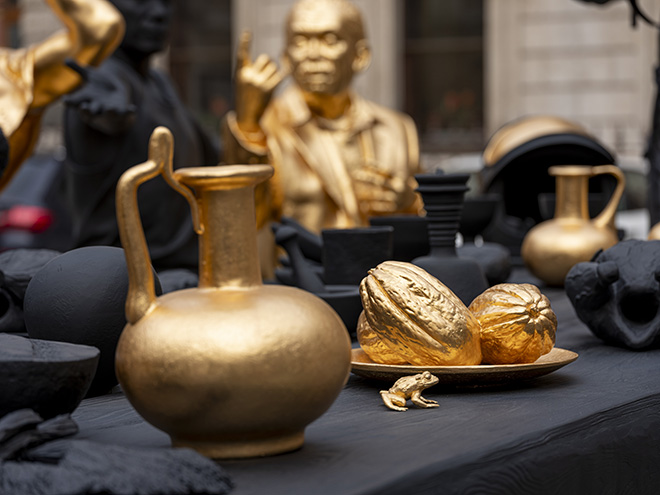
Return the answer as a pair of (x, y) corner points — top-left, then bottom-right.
(0, 0), (124, 191)
(222, 0), (421, 234)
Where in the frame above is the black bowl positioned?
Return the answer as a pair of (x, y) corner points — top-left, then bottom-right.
(0, 333), (99, 419)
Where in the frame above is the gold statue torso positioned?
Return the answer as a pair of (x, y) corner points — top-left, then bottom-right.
(224, 85), (420, 233)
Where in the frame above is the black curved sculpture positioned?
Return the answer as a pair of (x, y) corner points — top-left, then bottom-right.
(566, 240), (660, 350)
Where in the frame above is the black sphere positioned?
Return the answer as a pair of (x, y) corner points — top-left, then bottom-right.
(24, 246), (162, 396)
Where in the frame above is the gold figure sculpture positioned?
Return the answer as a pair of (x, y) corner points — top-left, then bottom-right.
(357, 261), (482, 366)
(0, 0), (124, 190)
(521, 165), (625, 287)
(223, 0), (421, 234)
(115, 127), (351, 459)
(468, 283), (557, 365)
(380, 372), (439, 412)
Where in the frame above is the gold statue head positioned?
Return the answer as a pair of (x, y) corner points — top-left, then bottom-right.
(283, 0), (371, 95)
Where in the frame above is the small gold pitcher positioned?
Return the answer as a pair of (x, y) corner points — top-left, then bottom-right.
(521, 165), (625, 286)
(114, 127), (351, 459)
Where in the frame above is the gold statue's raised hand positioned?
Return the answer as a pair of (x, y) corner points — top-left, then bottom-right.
(235, 31), (286, 136)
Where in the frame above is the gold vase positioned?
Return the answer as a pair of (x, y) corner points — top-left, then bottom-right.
(114, 127), (351, 459)
(521, 165), (625, 287)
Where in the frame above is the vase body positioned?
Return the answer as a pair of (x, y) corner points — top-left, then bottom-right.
(411, 173), (488, 305)
(521, 165), (624, 287)
(114, 129), (351, 459)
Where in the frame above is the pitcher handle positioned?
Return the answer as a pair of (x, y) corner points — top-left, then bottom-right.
(591, 165), (626, 231)
(116, 127), (202, 324)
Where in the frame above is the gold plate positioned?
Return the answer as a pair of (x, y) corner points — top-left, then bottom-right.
(351, 347), (578, 386)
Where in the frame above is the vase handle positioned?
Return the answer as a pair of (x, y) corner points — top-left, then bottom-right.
(160, 143), (204, 236)
(116, 127), (196, 324)
(591, 165), (626, 231)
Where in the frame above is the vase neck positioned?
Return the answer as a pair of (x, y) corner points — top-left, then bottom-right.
(197, 186), (262, 289)
(554, 174), (589, 220)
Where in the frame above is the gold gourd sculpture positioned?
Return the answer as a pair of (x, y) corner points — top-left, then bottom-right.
(521, 165), (625, 287)
(114, 127), (351, 459)
(468, 283), (557, 365)
(357, 261), (482, 366)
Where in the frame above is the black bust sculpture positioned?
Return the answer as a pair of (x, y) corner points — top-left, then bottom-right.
(63, 0), (219, 272)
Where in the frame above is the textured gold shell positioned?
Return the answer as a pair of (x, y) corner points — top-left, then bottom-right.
(358, 261), (482, 366)
(468, 283), (557, 364)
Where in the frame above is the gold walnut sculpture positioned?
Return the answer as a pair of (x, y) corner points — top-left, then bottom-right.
(357, 261), (482, 366)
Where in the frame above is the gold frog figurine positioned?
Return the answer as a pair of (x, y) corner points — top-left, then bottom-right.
(380, 372), (439, 412)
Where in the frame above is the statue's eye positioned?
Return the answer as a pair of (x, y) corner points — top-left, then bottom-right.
(292, 35), (307, 47)
(323, 33), (338, 45)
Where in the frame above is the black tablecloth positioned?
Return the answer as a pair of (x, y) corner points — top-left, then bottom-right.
(72, 280), (660, 495)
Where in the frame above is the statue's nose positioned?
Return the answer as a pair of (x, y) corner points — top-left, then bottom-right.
(305, 37), (322, 59)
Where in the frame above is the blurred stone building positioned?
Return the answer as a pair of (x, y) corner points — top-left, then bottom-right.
(3, 0), (656, 173)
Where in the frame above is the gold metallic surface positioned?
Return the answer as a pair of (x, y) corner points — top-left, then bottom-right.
(0, 0), (124, 191)
(358, 261), (482, 366)
(379, 372), (439, 412)
(115, 128), (352, 459)
(468, 283), (557, 365)
(351, 347), (578, 384)
(223, 0), (421, 235)
(482, 115), (594, 167)
(521, 165), (625, 287)
(356, 311), (407, 365)
(648, 222), (660, 240)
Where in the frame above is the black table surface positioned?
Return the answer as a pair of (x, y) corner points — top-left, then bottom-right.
(71, 276), (660, 495)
